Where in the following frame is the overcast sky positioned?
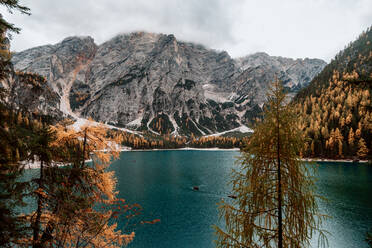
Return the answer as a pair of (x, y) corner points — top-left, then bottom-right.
(1, 0), (372, 61)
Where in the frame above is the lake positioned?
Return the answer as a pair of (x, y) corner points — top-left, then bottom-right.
(23, 150), (372, 247)
(107, 150), (372, 248)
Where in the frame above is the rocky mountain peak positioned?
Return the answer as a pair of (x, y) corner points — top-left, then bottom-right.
(235, 52), (326, 90)
(11, 32), (326, 136)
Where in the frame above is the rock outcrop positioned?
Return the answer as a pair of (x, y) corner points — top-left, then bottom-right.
(0, 33), (62, 120)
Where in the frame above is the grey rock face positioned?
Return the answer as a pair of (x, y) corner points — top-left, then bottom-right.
(12, 36), (97, 115)
(0, 66), (62, 120)
(231, 52), (326, 123)
(11, 32), (326, 135)
(78, 32), (240, 135)
(0, 34), (61, 118)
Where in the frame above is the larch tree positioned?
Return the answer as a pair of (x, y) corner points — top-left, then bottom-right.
(27, 121), (138, 247)
(357, 138), (368, 159)
(214, 81), (328, 248)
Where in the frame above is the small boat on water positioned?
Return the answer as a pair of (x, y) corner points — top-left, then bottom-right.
(228, 195), (237, 199)
(193, 186), (199, 191)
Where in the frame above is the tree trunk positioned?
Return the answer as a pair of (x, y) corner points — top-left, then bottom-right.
(277, 103), (283, 248)
(33, 160), (43, 248)
(81, 128), (87, 167)
(38, 220), (55, 247)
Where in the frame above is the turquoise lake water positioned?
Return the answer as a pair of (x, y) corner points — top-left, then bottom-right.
(106, 150), (372, 248)
(23, 150), (372, 247)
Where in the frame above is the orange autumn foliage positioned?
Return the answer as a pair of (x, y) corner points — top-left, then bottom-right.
(27, 121), (142, 247)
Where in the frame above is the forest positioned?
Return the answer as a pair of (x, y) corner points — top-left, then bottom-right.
(295, 27), (372, 160)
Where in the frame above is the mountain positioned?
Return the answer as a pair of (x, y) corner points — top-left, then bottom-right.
(294, 27), (372, 159)
(11, 32), (326, 136)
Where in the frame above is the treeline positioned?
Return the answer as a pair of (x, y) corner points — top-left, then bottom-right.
(189, 135), (249, 148)
(120, 132), (186, 149)
(117, 131), (249, 149)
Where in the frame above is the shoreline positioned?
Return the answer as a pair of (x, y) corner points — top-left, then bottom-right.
(23, 148), (369, 169)
(124, 147), (241, 152)
(121, 147), (369, 163)
(301, 158), (369, 164)
(21, 160), (67, 170)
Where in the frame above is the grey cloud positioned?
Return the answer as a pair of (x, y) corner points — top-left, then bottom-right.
(1, 0), (371, 61)
(2, 0), (238, 52)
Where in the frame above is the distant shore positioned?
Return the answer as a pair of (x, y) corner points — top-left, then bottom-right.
(121, 147), (369, 163)
(301, 158), (369, 164)
(23, 148), (369, 169)
(125, 147), (240, 152)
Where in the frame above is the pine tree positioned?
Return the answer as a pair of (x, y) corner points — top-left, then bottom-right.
(214, 81), (328, 248)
